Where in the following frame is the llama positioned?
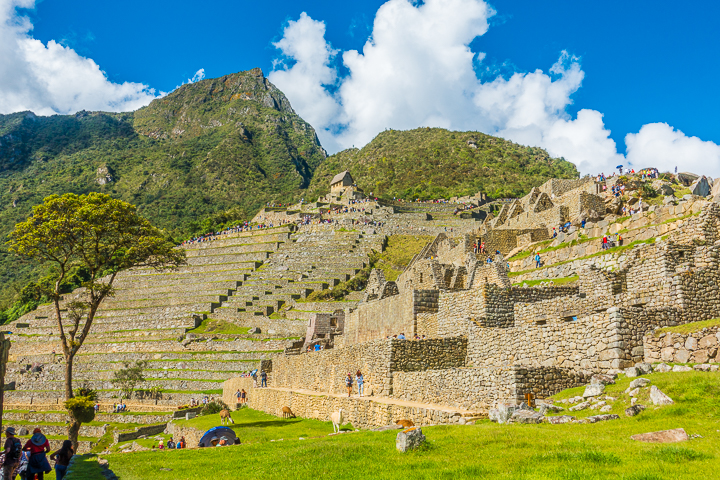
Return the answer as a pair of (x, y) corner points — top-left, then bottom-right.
(281, 406), (296, 419)
(330, 408), (344, 434)
(219, 409), (234, 425)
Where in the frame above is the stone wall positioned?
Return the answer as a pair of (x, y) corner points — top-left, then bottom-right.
(644, 325), (720, 364)
(341, 291), (414, 347)
(244, 387), (471, 429)
(267, 340), (394, 396)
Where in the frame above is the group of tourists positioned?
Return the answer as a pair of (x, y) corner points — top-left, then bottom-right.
(601, 233), (623, 250)
(153, 437), (185, 450)
(344, 371), (365, 397)
(472, 242), (486, 254)
(234, 389), (248, 405)
(3, 427), (73, 480)
(385, 333), (427, 340)
(111, 403), (127, 413)
(180, 222), (281, 246)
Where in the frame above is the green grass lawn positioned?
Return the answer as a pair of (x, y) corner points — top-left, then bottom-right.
(96, 370), (720, 480)
(375, 235), (434, 281)
(655, 318), (720, 336)
(187, 318), (251, 335)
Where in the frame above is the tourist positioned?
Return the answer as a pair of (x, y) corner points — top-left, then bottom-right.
(178, 437), (186, 449)
(235, 389), (241, 404)
(398, 333), (406, 340)
(241, 389), (247, 405)
(345, 373), (354, 397)
(3, 427), (22, 480)
(617, 233), (623, 246)
(356, 370), (364, 397)
(210, 437), (219, 447)
(534, 253), (541, 269)
(167, 438), (176, 449)
(261, 371), (267, 388)
(158, 440), (164, 450)
(602, 235), (608, 250)
(49, 440), (73, 480)
(23, 428), (51, 480)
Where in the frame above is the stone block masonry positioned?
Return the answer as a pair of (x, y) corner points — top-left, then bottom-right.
(644, 324), (720, 364)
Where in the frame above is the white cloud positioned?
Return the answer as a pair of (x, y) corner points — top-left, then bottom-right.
(270, 0), (720, 177)
(626, 123), (720, 177)
(269, 13), (341, 149)
(0, 0), (158, 115)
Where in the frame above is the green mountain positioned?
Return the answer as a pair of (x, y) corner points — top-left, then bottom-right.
(306, 128), (578, 201)
(0, 68), (325, 304)
(0, 70), (578, 313)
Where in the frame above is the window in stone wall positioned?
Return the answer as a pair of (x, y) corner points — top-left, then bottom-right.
(562, 315), (578, 322)
(536, 319), (547, 325)
(330, 317), (338, 327)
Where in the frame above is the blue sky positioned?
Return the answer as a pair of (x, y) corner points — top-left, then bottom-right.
(3, 0), (720, 174)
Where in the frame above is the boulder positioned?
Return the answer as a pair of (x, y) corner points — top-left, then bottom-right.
(508, 410), (544, 424)
(690, 176), (710, 197)
(635, 363), (653, 374)
(489, 403), (531, 424)
(599, 405), (613, 413)
(677, 172), (699, 187)
(590, 374), (616, 385)
(538, 404), (564, 416)
(396, 427), (426, 452)
(650, 386), (674, 405)
(248, 327), (261, 334)
(587, 414), (620, 423)
(17, 427), (28, 436)
(624, 367), (640, 378)
(372, 425), (403, 432)
(583, 383), (605, 398)
(658, 184), (675, 196)
(625, 405), (646, 417)
(548, 415), (576, 424)
(569, 401), (590, 412)
(631, 428), (688, 443)
(629, 378), (651, 389)
(627, 388), (640, 397)
(655, 363), (672, 373)
(693, 363), (713, 372)
(672, 365), (692, 372)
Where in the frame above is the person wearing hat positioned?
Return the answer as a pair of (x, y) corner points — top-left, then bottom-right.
(23, 428), (51, 480)
(3, 427), (22, 480)
(210, 436), (219, 447)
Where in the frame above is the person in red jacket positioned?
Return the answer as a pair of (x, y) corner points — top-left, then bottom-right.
(23, 428), (51, 480)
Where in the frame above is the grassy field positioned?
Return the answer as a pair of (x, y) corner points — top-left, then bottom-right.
(83, 369), (720, 480)
(375, 235), (434, 281)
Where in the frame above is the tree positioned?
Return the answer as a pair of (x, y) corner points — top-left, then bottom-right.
(7, 193), (186, 447)
(112, 360), (148, 400)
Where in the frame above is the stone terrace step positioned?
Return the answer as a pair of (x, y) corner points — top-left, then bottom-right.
(100, 295), (227, 310)
(129, 263), (260, 276)
(183, 251), (271, 265)
(113, 272), (250, 288)
(184, 242), (283, 257)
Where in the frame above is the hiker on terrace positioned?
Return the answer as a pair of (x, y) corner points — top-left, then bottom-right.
(345, 373), (354, 397)
(602, 235), (609, 250)
(261, 371), (267, 388)
(241, 389), (247, 405)
(235, 389), (241, 404)
(4, 427), (21, 480)
(50, 440), (74, 480)
(356, 371), (364, 397)
(23, 428), (51, 480)
(535, 253), (541, 269)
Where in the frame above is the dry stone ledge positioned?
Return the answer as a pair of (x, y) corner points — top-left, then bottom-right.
(649, 386), (674, 405)
(569, 401), (590, 412)
(631, 428), (689, 443)
(396, 427), (426, 452)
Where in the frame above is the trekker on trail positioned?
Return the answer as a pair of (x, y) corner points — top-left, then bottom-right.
(356, 370), (364, 397)
(345, 373), (354, 397)
(49, 440), (74, 480)
(617, 233), (623, 246)
(4, 427), (22, 480)
(235, 389), (241, 404)
(23, 428), (51, 480)
(241, 389), (247, 405)
(535, 253), (541, 268)
(602, 235), (609, 250)
(261, 371), (267, 388)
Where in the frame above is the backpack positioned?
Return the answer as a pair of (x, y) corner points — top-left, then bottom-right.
(9, 438), (21, 462)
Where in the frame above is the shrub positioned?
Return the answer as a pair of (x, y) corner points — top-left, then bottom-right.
(64, 396), (96, 423)
(201, 399), (229, 416)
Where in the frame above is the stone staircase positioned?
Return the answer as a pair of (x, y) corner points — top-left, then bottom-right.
(5, 226), (298, 411)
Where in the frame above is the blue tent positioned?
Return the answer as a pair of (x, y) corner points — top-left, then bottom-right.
(198, 426), (239, 447)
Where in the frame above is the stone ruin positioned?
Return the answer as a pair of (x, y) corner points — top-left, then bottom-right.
(5, 169), (720, 438)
